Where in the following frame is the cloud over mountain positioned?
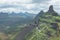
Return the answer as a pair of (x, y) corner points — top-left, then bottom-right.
(0, 0), (60, 14)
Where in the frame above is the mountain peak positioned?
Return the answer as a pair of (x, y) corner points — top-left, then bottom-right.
(40, 10), (44, 14)
(47, 5), (59, 16)
(48, 5), (54, 12)
(35, 10), (44, 19)
(38, 10), (44, 16)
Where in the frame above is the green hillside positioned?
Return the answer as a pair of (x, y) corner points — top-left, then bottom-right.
(25, 5), (60, 40)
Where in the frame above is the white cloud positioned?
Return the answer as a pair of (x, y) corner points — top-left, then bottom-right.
(0, 8), (20, 13)
(0, 0), (32, 4)
(0, 0), (60, 14)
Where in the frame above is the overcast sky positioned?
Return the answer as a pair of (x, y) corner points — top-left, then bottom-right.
(0, 0), (60, 14)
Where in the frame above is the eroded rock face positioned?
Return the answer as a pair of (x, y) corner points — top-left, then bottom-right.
(47, 5), (59, 16)
(55, 20), (60, 22)
(34, 10), (44, 25)
(35, 10), (44, 19)
(48, 5), (54, 12)
(50, 23), (59, 30)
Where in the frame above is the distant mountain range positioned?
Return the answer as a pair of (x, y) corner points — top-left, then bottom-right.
(0, 11), (36, 26)
(9, 12), (36, 18)
(0, 11), (36, 33)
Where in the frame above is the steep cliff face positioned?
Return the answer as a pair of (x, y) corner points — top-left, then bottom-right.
(25, 5), (60, 40)
(47, 5), (58, 16)
(35, 10), (44, 19)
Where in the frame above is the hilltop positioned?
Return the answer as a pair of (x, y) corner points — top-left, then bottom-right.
(25, 5), (60, 40)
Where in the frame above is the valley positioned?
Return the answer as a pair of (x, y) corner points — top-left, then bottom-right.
(0, 5), (60, 40)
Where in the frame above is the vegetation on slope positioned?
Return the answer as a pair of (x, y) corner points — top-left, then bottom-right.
(25, 5), (60, 40)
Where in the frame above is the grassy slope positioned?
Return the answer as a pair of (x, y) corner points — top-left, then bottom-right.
(25, 12), (60, 40)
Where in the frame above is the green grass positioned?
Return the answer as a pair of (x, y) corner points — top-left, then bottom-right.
(25, 12), (60, 40)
